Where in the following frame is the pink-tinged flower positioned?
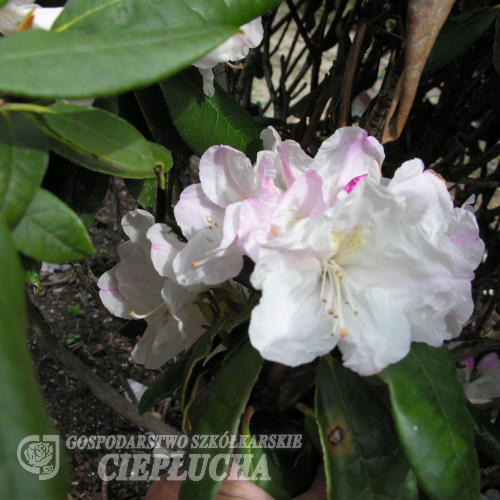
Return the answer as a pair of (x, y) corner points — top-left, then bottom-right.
(0, 0), (62, 35)
(458, 353), (500, 400)
(172, 145), (280, 286)
(261, 125), (384, 200)
(248, 173), (483, 376)
(97, 210), (206, 369)
(193, 17), (263, 97)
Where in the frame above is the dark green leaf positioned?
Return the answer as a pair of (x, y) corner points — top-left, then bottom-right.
(124, 178), (156, 213)
(149, 142), (173, 173)
(494, 11), (500, 77)
(179, 342), (263, 500)
(53, 0), (282, 35)
(41, 103), (159, 179)
(162, 68), (263, 160)
(316, 355), (410, 500)
(138, 312), (250, 415)
(379, 344), (480, 500)
(424, 6), (499, 75)
(0, 220), (69, 499)
(12, 187), (94, 263)
(0, 113), (48, 224)
(468, 402), (500, 464)
(0, 27), (238, 99)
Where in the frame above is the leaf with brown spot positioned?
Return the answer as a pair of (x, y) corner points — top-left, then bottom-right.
(382, 0), (456, 143)
(315, 355), (411, 500)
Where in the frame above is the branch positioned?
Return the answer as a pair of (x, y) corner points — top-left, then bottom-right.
(27, 298), (180, 438)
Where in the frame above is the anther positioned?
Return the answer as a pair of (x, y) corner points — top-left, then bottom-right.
(344, 301), (349, 305)
(354, 311), (359, 316)
(271, 227), (278, 236)
(334, 314), (338, 318)
(208, 225), (213, 230)
(328, 309), (334, 315)
(214, 222), (222, 228)
(206, 216), (213, 223)
(207, 237), (214, 243)
(340, 328), (348, 338)
(330, 332), (335, 337)
(322, 298), (328, 303)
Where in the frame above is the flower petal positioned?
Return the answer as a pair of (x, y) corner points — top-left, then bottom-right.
(147, 223), (185, 281)
(121, 209), (155, 257)
(199, 145), (255, 207)
(97, 264), (135, 319)
(314, 126), (384, 198)
(249, 264), (337, 367)
(174, 183), (225, 240)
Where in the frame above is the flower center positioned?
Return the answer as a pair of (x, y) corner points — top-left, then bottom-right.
(320, 260), (358, 338)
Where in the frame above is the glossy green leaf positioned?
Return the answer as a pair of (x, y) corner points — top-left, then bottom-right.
(0, 113), (48, 224)
(12, 187), (94, 263)
(494, 11), (500, 77)
(179, 342), (263, 500)
(0, 27), (238, 99)
(424, 6), (499, 75)
(316, 355), (410, 500)
(53, 0), (282, 35)
(124, 178), (156, 213)
(162, 68), (263, 160)
(149, 142), (173, 173)
(138, 312), (250, 416)
(378, 344), (480, 500)
(41, 103), (160, 179)
(0, 220), (69, 499)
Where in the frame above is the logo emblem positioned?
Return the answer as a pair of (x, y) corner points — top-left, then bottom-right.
(17, 435), (60, 480)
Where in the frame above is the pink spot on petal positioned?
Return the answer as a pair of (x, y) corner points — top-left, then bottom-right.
(463, 357), (475, 372)
(478, 353), (500, 373)
(343, 174), (368, 194)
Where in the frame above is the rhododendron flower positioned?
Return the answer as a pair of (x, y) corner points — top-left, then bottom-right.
(0, 0), (62, 35)
(248, 164), (483, 376)
(97, 210), (206, 369)
(458, 353), (500, 400)
(193, 17), (263, 97)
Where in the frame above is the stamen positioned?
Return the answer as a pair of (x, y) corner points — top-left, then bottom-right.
(207, 237), (214, 243)
(226, 61), (244, 70)
(130, 303), (164, 319)
(320, 265), (328, 303)
(340, 328), (348, 338)
(271, 227), (278, 236)
(206, 216), (213, 223)
(214, 222), (222, 229)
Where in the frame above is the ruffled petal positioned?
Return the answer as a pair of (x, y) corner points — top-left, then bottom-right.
(338, 286), (411, 376)
(121, 209), (155, 257)
(249, 264), (337, 367)
(174, 183), (225, 240)
(199, 145), (255, 207)
(197, 67), (215, 97)
(97, 265), (135, 319)
(147, 223), (185, 281)
(276, 140), (318, 188)
(173, 229), (243, 286)
(314, 126), (384, 198)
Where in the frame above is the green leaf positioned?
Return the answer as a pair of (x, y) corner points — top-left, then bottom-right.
(41, 103), (160, 179)
(162, 68), (263, 160)
(179, 342), (263, 500)
(21, 255), (41, 293)
(240, 411), (297, 500)
(42, 153), (110, 230)
(0, 27), (238, 99)
(424, 6), (499, 75)
(0, 113), (48, 224)
(494, 11), (500, 77)
(316, 355), (410, 500)
(0, 0), (9, 7)
(12, 187), (94, 263)
(468, 402), (500, 464)
(378, 344), (480, 500)
(138, 312), (250, 416)
(124, 178), (156, 213)
(0, 220), (69, 499)
(149, 142), (173, 173)
(53, 0), (282, 35)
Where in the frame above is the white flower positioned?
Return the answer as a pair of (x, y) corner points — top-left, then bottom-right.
(248, 172), (483, 376)
(192, 17), (263, 97)
(0, 0), (62, 35)
(97, 210), (206, 369)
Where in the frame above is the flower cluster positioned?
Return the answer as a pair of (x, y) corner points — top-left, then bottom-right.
(99, 125), (484, 376)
